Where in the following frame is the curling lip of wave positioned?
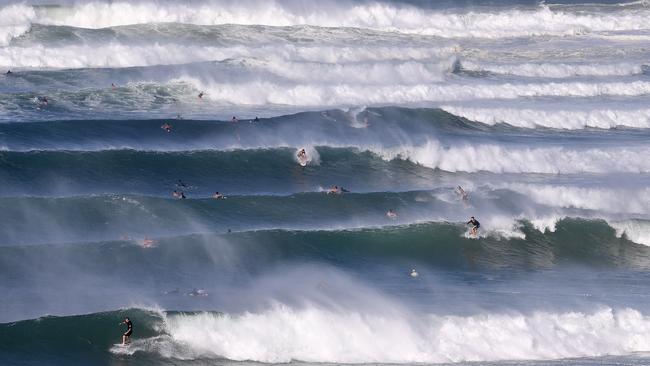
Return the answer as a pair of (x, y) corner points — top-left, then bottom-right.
(439, 105), (650, 129)
(379, 140), (650, 174)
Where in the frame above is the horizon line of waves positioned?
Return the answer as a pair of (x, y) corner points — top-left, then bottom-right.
(2, 219), (650, 281)
(0, 44), (459, 70)
(5, 79), (650, 116)
(5, 2), (650, 45)
(1, 188), (650, 247)
(4, 305), (650, 363)
(4, 143), (650, 174)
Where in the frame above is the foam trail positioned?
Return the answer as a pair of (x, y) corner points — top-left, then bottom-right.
(160, 305), (650, 363)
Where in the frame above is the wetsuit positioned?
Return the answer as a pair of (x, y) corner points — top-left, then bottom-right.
(467, 219), (480, 229)
(123, 319), (132, 337)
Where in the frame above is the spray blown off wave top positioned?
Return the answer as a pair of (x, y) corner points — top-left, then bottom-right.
(2, 0), (650, 365)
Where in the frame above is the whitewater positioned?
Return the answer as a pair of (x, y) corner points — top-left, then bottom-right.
(2, 1), (650, 366)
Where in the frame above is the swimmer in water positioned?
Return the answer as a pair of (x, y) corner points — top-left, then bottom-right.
(180, 192), (186, 199)
(212, 191), (224, 199)
(467, 216), (480, 237)
(161, 123), (172, 133)
(111, 83), (117, 88)
(253, 116), (259, 122)
(231, 116), (239, 123)
(120, 317), (133, 345)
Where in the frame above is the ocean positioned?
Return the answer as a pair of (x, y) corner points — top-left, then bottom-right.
(2, 0), (650, 365)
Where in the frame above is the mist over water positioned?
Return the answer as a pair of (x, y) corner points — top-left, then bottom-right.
(2, 0), (650, 365)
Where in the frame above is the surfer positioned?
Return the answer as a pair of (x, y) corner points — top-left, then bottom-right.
(5, 70), (12, 75)
(37, 96), (48, 106)
(456, 186), (469, 202)
(161, 123), (172, 133)
(198, 91), (204, 99)
(327, 185), (341, 194)
(172, 190), (181, 198)
(120, 317), (133, 345)
(253, 116), (259, 122)
(111, 83), (117, 88)
(231, 116), (239, 123)
(386, 209), (398, 218)
(212, 191), (225, 199)
(141, 237), (156, 248)
(297, 149), (307, 159)
(467, 216), (480, 237)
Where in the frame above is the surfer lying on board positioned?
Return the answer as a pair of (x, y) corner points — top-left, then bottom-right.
(327, 185), (349, 194)
(161, 123), (172, 133)
(213, 191), (225, 199)
(120, 317), (133, 345)
(467, 216), (480, 237)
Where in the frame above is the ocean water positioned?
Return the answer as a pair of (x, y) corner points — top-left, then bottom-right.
(2, 0), (650, 365)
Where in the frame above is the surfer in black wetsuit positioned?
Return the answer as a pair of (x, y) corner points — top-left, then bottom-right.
(120, 317), (133, 345)
(467, 216), (480, 237)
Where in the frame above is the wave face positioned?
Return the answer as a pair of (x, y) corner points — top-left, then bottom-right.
(4, 1), (650, 365)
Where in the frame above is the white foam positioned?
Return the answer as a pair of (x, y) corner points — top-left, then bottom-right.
(0, 43), (454, 69)
(461, 60), (646, 78)
(440, 105), (650, 129)
(186, 78), (650, 106)
(500, 183), (650, 215)
(377, 140), (650, 174)
(17, 2), (650, 39)
(157, 305), (650, 363)
(0, 4), (35, 47)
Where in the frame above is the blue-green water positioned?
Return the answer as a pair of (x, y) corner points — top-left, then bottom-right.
(2, 0), (650, 365)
